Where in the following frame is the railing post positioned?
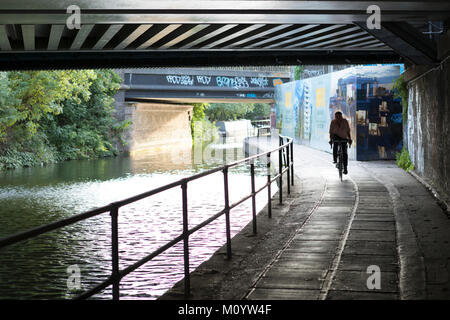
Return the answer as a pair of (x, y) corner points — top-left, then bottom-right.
(250, 161), (257, 234)
(278, 141), (283, 205)
(286, 143), (291, 195)
(110, 204), (120, 300)
(181, 181), (190, 297)
(291, 139), (294, 186)
(223, 167), (232, 259)
(267, 153), (272, 218)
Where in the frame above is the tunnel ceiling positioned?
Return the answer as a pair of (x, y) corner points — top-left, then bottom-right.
(0, 1), (449, 69)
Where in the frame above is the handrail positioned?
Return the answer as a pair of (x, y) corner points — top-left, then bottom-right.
(0, 134), (295, 299)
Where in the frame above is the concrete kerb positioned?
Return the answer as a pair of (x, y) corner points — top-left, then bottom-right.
(407, 170), (450, 219)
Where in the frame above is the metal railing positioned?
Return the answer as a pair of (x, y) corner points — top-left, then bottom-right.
(251, 119), (271, 137)
(0, 135), (294, 300)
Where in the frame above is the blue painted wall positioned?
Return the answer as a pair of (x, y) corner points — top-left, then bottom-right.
(274, 65), (402, 161)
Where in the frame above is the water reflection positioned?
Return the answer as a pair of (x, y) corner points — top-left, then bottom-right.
(0, 137), (275, 299)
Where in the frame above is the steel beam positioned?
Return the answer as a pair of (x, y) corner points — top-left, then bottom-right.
(354, 21), (438, 65)
(159, 24), (209, 49)
(0, 50), (403, 71)
(137, 25), (181, 49)
(266, 25), (345, 48)
(92, 24), (123, 50)
(247, 25), (319, 48)
(48, 25), (64, 50)
(304, 31), (369, 48)
(1, 13), (447, 25)
(70, 24), (94, 50)
(202, 24), (266, 49)
(0, 25), (11, 50)
(223, 24), (293, 49)
(115, 24), (153, 50)
(0, 1), (449, 14)
(179, 24), (237, 49)
(22, 25), (35, 51)
(284, 26), (363, 48)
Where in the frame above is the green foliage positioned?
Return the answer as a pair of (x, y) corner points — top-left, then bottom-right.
(190, 103), (217, 143)
(244, 103), (271, 120)
(191, 103), (209, 122)
(0, 69), (125, 170)
(396, 147), (414, 171)
(205, 102), (271, 122)
(393, 75), (408, 124)
(293, 66), (304, 81)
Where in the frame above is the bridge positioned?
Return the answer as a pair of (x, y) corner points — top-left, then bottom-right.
(0, 1), (448, 69)
(113, 67), (290, 153)
(119, 68), (291, 103)
(0, 0), (449, 303)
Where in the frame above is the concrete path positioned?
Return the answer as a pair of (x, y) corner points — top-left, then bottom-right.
(245, 138), (450, 300)
(245, 143), (399, 299)
(161, 138), (450, 300)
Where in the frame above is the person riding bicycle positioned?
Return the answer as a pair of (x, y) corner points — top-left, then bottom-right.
(329, 111), (352, 175)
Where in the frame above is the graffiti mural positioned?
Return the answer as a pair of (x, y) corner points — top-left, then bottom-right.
(274, 65), (402, 161)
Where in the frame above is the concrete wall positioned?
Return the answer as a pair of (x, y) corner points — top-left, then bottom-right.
(125, 102), (193, 154)
(113, 69), (194, 154)
(406, 55), (450, 198)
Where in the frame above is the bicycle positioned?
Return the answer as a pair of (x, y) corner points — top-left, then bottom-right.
(331, 139), (348, 181)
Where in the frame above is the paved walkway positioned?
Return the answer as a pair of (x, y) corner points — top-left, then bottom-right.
(244, 138), (450, 300)
(161, 138), (450, 300)
(244, 142), (399, 299)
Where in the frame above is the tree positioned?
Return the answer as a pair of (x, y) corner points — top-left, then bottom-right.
(1, 70), (95, 140)
(0, 70), (126, 169)
(244, 103), (271, 120)
(42, 70), (124, 160)
(205, 103), (254, 121)
(293, 66), (304, 81)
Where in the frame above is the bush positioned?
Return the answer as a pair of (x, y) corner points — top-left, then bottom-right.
(396, 147), (414, 171)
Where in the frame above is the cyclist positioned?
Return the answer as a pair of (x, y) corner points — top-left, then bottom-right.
(329, 111), (352, 174)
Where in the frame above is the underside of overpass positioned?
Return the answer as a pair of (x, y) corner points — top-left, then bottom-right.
(2, 1), (450, 302)
(0, 1), (448, 69)
(1, 0), (448, 195)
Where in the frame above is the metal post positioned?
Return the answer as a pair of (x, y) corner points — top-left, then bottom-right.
(267, 153), (272, 218)
(278, 145), (283, 205)
(223, 167), (232, 259)
(250, 161), (257, 234)
(286, 143), (291, 195)
(110, 205), (120, 300)
(181, 181), (190, 297)
(290, 139), (294, 186)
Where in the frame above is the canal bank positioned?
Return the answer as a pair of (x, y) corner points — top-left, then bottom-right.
(161, 137), (450, 300)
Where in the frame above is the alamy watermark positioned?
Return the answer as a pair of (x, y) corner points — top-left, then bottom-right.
(67, 264), (81, 291)
(366, 265), (381, 290)
(66, 5), (81, 30)
(366, 5), (382, 30)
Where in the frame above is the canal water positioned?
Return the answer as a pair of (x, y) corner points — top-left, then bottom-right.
(0, 137), (274, 299)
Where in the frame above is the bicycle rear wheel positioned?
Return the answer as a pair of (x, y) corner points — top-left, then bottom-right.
(338, 148), (343, 181)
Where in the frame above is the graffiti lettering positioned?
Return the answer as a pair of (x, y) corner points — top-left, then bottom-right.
(166, 75), (194, 86)
(303, 70), (324, 78)
(250, 77), (269, 88)
(273, 78), (284, 86)
(216, 76), (249, 90)
(196, 75), (212, 85)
